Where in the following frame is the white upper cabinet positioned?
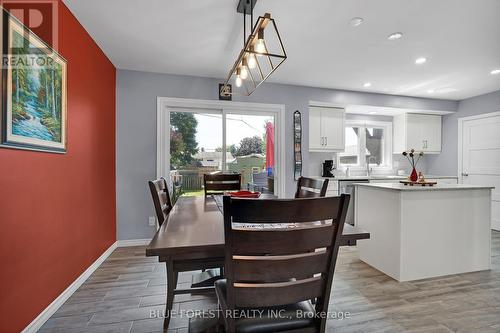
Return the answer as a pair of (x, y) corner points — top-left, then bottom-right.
(309, 106), (345, 152)
(393, 113), (442, 154)
(309, 107), (323, 149)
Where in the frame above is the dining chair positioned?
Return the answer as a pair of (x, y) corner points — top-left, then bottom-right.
(295, 176), (329, 198)
(148, 177), (173, 226)
(217, 194), (350, 333)
(203, 172), (241, 196)
(247, 171), (268, 192)
(147, 178), (224, 329)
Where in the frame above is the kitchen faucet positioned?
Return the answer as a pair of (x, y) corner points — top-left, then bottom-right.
(366, 156), (376, 176)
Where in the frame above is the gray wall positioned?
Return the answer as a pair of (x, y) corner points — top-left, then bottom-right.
(116, 69), (458, 240)
(427, 90), (500, 175)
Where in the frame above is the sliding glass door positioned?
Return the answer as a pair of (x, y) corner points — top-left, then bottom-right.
(168, 109), (277, 197)
(169, 110), (222, 196)
(226, 113), (275, 191)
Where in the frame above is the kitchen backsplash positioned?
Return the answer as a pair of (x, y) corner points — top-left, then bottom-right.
(308, 152), (428, 177)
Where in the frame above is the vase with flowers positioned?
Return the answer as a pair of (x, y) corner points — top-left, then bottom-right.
(402, 149), (424, 182)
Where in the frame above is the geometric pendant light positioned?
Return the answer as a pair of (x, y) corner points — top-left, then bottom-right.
(221, 0), (287, 96)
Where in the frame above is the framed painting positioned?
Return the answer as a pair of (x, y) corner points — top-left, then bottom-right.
(1, 10), (67, 153)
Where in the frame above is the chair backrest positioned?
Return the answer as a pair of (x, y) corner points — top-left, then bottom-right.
(204, 173), (241, 196)
(252, 171), (267, 185)
(295, 176), (329, 198)
(148, 177), (173, 226)
(222, 194), (350, 325)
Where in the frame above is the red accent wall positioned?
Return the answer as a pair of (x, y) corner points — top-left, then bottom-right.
(0, 2), (116, 332)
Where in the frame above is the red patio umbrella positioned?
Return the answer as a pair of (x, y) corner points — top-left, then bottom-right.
(265, 121), (274, 175)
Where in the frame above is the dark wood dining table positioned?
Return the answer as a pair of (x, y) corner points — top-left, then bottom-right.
(146, 194), (370, 331)
(146, 194), (370, 260)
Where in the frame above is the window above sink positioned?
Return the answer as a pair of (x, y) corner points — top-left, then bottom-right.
(338, 120), (393, 171)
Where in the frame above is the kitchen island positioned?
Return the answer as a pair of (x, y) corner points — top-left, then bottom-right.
(354, 183), (494, 282)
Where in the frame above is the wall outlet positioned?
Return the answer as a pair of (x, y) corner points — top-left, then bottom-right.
(148, 216), (156, 227)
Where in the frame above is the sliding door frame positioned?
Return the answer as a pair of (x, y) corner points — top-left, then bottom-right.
(156, 97), (286, 197)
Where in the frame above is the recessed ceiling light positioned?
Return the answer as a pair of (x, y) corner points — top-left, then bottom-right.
(387, 32), (403, 40)
(363, 82), (372, 87)
(415, 57), (427, 65)
(491, 69), (500, 75)
(369, 111), (377, 114)
(349, 17), (364, 27)
(427, 89), (435, 93)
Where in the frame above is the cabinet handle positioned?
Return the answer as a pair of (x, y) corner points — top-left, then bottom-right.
(320, 137), (324, 146)
(325, 137), (328, 146)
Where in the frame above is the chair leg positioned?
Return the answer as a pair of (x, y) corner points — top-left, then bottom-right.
(163, 261), (178, 330)
(227, 317), (236, 333)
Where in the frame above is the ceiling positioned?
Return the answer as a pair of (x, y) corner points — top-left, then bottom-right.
(63, 0), (500, 100)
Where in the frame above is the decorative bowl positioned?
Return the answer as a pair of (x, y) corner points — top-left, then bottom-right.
(228, 190), (261, 198)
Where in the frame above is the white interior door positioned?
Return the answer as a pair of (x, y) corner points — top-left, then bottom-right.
(461, 114), (500, 230)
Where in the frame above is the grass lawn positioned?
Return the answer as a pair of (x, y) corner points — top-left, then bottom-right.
(181, 190), (204, 197)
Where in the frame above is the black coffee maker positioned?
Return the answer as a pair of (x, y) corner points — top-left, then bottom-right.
(322, 160), (335, 177)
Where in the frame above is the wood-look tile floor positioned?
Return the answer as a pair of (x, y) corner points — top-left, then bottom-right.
(40, 231), (500, 333)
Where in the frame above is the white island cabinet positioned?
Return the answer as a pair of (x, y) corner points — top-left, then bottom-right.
(354, 183), (494, 282)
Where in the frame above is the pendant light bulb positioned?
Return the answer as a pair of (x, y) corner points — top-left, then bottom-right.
(247, 51), (256, 69)
(240, 67), (248, 79)
(255, 28), (266, 54)
(240, 59), (248, 79)
(235, 67), (242, 87)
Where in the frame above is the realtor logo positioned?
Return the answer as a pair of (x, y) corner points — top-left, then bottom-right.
(1, 0), (58, 52)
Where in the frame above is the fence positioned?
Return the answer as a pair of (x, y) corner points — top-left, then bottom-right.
(181, 171), (204, 191)
(170, 169), (210, 191)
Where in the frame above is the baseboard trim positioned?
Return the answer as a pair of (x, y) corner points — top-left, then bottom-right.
(117, 238), (151, 247)
(21, 241), (118, 333)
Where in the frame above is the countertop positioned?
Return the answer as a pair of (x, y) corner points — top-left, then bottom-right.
(311, 175), (458, 181)
(354, 183), (494, 191)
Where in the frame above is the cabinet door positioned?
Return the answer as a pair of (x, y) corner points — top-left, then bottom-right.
(421, 115), (441, 152)
(406, 114), (424, 151)
(393, 114), (406, 153)
(309, 108), (323, 150)
(321, 108), (345, 151)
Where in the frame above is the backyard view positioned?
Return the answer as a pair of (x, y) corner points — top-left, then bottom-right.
(169, 112), (275, 197)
